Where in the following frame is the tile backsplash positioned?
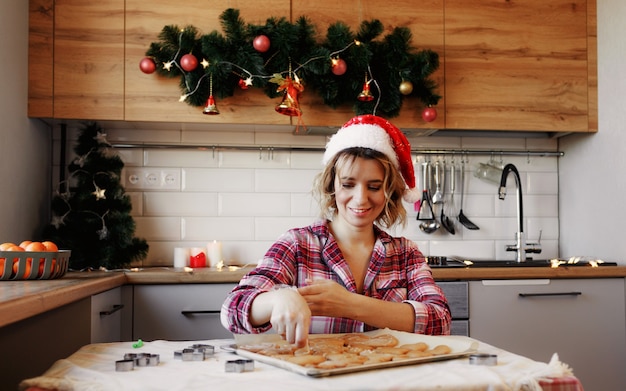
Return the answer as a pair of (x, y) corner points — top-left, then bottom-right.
(53, 124), (559, 267)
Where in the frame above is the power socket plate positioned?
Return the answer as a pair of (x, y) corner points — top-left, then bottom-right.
(123, 168), (181, 190)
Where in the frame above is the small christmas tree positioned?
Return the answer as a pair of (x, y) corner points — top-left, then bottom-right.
(44, 122), (148, 270)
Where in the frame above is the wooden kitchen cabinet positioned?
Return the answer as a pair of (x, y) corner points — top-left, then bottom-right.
(28, 0), (597, 133)
(133, 284), (235, 341)
(292, 0), (445, 130)
(469, 278), (626, 391)
(54, 0), (125, 120)
(124, 0), (292, 125)
(444, 0), (597, 133)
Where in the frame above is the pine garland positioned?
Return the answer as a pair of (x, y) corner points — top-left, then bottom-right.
(144, 8), (440, 118)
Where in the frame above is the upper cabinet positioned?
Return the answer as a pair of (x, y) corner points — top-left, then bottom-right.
(124, 0), (291, 125)
(292, 0), (445, 130)
(444, 0), (597, 132)
(27, 0), (597, 134)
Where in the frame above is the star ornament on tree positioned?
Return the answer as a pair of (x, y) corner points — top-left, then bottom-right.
(94, 131), (109, 145)
(51, 214), (66, 229)
(92, 185), (106, 200)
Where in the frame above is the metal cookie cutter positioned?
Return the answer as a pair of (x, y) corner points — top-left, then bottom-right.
(469, 353), (498, 366)
(225, 359), (254, 373)
(123, 352), (160, 367)
(115, 359), (134, 372)
(175, 344), (215, 361)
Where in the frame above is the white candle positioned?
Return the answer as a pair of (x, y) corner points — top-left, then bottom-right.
(173, 247), (189, 268)
(206, 240), (222, 267)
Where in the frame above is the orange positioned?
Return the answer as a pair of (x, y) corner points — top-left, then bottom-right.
(24, 242), (46, 252)
(19, 240), (32, 249)
(41, 241), (59, 252)
(23, 242), (46, 277)
(0, 259), (4, 277)
(0, 242), (18, 251)
(13, 258), (34, 278)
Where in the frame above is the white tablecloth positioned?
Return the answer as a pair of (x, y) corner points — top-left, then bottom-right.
(19, 336), (581, 391)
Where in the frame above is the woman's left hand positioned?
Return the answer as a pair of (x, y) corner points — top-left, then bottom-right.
(297, 279), (352, 318)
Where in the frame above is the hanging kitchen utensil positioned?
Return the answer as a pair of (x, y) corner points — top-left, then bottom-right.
(440, 160), (455, 235)
(418, 190), (439, 233)
(431, 160), (444, 204)
(417, 161), (439, 233)
(458, 158), (480, 230)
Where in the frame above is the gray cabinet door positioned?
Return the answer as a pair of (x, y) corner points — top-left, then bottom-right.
(133, 284), (236, 341)
(469, 278), (626, 391)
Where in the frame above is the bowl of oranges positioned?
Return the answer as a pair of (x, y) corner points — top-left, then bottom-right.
(0, 241), (70, 280)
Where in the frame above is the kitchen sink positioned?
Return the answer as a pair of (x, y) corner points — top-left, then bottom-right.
(426, 256), (617, 268)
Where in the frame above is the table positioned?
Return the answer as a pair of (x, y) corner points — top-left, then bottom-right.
(19, 337), (583, 391)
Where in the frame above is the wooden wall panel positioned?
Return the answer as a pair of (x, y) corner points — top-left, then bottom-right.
(444, 0), (591, 132)
(28, 0), (54, 118)
(124, 0), (292, 125)
(53, 0), (125, 120)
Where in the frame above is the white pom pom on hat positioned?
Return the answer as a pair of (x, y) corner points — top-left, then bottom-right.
(323, 114), (420, 203)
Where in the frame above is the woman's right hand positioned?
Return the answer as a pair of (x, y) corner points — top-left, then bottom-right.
(270, 288), (311, 347)
(250, 287), (311, 347)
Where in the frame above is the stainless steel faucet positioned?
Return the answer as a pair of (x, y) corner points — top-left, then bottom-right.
(498, 164), (525, 262)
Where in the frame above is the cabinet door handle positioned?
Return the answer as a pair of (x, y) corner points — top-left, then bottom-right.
(181, 310), (220, 315)
(519, 291), (582, 298)
(100, 304), (124, 316)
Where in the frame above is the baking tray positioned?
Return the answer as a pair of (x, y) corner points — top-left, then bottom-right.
(230, 329), (478, 377)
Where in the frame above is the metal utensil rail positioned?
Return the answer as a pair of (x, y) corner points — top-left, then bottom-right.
(111, 143), (564, 158)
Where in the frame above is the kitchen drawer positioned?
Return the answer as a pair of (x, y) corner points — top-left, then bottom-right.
(437, 281), (468, 319)
(91, 287), (125, 343)
(133, 284), (235, 341)
(450, 320), (469, 337)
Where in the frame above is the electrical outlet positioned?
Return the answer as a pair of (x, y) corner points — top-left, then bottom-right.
(123, 168), (181, 191)
(161, 169), (180, 190)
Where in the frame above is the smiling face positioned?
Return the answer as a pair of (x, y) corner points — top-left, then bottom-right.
(314, 147), (408, 228)
(333, 156), (387, 230)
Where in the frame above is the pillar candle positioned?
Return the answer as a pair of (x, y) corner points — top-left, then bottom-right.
(189, 247), (207, 268)
(173, 247), (189, 268)
(206, 240), (222, 267)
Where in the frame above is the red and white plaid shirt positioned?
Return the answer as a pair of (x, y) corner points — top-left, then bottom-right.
(221, 220), (451, 336)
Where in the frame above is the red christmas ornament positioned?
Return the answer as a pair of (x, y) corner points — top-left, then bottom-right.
(253, 35), (271, 53)
(139, 57), (156, 74)
(331, 58), (347, 76)
(180, 54), (198, 72)
(422, 106), (438, 122)
(238, 79), (249, 90)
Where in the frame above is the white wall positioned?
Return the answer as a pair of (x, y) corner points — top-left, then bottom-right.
(559, 0), (626, 263)
(0, 0), (51, 243)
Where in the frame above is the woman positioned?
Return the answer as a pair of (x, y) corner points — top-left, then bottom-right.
(221, 115), (451, 348)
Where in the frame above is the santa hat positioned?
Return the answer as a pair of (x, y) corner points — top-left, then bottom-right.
(323, 114), (419, 203)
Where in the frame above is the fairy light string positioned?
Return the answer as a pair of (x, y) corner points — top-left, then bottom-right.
(143, 9), (441, 118)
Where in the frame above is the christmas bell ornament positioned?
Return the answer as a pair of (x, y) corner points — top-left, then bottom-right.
(357, 75), (374, 102)
(331, 58), (347, 76)
(203, 75), (220, 115)
(399, 80), (413, 95)
(275, 75), (304, 117)
(139, 57), (156, 74)
(421, 106), (438, 122)
(253, 35), (271, 53)
(203, 96), (220, 115)
(180, 54), (198, 72)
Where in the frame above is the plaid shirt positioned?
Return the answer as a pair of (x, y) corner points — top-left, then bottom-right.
(221, 220), (451, 336)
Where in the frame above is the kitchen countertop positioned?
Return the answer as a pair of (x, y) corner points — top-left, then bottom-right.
(2, 265), (626, 328)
